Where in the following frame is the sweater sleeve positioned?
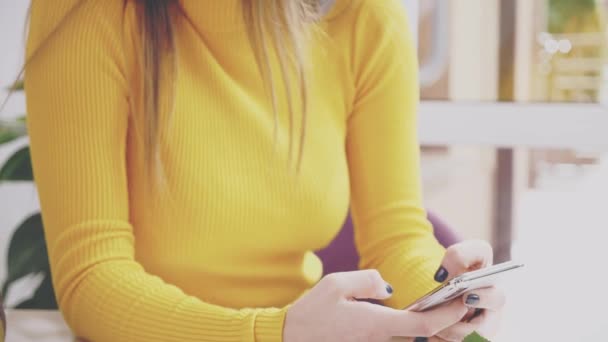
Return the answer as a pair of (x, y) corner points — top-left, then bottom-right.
(25, 1), (285, 341)
(346, 0), (446, 309)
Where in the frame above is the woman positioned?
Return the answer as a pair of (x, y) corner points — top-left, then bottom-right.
(24, 0), (505, 341)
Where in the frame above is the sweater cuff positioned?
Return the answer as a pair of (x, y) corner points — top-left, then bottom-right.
(383, 241), (446, 309)
(254, 307), (288, 342)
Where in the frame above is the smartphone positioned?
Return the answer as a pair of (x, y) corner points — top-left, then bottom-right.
(405, 261), (524, 312)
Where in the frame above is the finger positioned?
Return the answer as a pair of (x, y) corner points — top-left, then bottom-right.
(429, 338), (449, 342)
(436, 320), (482, 342)
(321, 270), (392, 300)
(392, 299), (468, 337)
(390, 336), (449, 342)
(434, 240), (493, 282)
(388, 338), (448, 342)
(465, 308), (484, 323)
(416, 337), (449, 342)
(476, 309), (502, 339)
(463, 287), (506, 311)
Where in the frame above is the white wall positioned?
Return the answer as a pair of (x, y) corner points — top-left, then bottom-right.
(0, 1), (40, 302)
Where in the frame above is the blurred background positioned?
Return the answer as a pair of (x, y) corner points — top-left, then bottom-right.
(1, 0), (607, 341)
(417, 1), (608, 340)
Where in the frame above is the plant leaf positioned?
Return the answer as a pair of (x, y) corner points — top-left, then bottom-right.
(13, 297), (37, 309)
(15, 274), (57, 310)
(0, 300), (4, 339)
(1, 213), (48, 300)
(464, 331), (490, 342)
(0, 118), (27, 145)
(0, 130), (22, 145)
(0, 146), (33, 181)
(6, 80), (24, 92)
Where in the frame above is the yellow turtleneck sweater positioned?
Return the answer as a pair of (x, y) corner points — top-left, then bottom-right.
(25, 0), (445, 341)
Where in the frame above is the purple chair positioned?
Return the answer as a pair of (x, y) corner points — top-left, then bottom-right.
(316, 211), (461, 275)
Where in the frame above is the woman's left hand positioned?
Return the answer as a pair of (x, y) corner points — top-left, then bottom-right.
(431, 240), (506, 341)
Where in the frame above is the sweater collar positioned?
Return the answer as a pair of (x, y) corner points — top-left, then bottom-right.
(178, 0), (351, 33)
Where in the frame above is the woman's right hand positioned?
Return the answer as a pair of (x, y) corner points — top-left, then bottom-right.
(283, 270), (469, 342)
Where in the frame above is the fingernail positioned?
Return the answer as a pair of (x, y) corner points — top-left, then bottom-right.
(414, 337), (428, 342)
(466, 294), (480, 306)
(467, 308), (484, 323)
(434, 266), (449, 282)
(385, 283), (393, 295)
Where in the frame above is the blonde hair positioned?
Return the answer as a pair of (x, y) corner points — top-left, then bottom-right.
(7, 0), (322, 182)
(141, 0), (321, 177)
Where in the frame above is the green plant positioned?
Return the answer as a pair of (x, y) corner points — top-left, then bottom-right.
(465, 332), (490, 342)
(0, 80), (57, 309)
(549, 0), (603, 33)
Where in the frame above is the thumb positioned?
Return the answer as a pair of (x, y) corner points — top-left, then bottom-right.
(434, 240), (493, 283)
(322, 270), (393, 300)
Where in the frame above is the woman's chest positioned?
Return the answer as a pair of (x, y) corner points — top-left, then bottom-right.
(128, 30), (354, 251)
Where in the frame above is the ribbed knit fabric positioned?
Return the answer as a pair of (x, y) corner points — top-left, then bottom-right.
(25, 0), (445, 341)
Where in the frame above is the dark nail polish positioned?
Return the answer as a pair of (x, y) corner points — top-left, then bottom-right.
(386, 283), (393, 294)
(466, 294), (480, 306)
(467, 308), (484, 323)
(414, 337), (429, 342)
(434, 266), (449, 282)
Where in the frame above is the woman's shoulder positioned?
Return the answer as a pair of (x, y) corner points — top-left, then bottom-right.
(328, 0), (410, 26)
(27, 0), (137, 59)
(326, 0), (414, 57)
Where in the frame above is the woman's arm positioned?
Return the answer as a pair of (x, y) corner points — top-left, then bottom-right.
(25, 2), (284, 341)
(346, 0), (446, 309)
